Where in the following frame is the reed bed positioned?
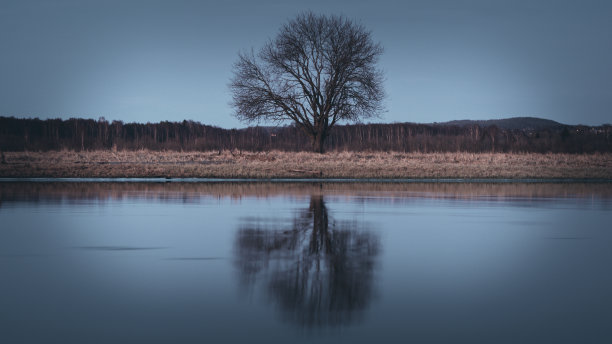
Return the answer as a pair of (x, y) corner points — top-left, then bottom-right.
(1, 150), (611, 179)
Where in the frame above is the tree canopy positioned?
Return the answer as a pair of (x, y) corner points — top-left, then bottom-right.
(230, 12), (385, 152)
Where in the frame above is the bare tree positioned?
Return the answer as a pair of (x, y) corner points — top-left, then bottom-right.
(230, 12), (385, 153)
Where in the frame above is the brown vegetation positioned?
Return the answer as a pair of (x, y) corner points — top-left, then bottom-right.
(1, 150), (610, 179)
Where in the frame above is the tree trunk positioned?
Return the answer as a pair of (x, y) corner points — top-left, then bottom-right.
(312, 132), (326, 153)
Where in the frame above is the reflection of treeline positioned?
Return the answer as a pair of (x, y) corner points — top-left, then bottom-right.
(1, 116), (611, 153)
(2, 182), (612, 204)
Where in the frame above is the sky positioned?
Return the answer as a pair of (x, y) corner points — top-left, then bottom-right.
(1, 0), (610, 128)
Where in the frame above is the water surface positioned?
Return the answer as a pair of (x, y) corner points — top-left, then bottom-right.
(1, 182), (611, 343)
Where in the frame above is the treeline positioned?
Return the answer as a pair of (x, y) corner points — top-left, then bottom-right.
(1, 116), (611, 153)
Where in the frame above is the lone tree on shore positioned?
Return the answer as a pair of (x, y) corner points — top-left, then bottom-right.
(230, 12), (385, 153)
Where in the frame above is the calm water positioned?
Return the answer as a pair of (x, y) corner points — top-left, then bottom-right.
(1, 182), (611, 344)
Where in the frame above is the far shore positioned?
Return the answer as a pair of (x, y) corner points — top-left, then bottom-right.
(0, 150), (611, 179)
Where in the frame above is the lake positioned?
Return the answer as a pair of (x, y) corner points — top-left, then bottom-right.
(1, 181), (611, 343)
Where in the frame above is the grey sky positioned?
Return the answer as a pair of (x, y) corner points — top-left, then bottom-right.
(1, 0), (610, 127)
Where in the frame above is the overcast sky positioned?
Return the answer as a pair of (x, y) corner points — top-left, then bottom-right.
(1, 0), (610, 127)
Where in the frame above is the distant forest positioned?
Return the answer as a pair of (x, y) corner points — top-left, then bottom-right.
(1, 116), (610, 153)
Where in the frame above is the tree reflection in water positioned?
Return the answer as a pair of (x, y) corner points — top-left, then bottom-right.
(235, 195), (380, 327)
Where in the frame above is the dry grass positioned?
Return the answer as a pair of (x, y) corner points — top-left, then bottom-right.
(1, 150), (611, 179)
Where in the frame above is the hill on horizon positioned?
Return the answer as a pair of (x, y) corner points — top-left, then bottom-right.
(263, 117), (569, 133)
(435, 117), (565, 130)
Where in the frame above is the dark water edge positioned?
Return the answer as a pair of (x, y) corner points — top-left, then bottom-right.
(2, 177), (612, 183)
(1, 181), (611, 344)
(2, 180), (612, 203)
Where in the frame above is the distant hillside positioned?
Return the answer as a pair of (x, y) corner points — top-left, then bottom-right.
(437, 117), (564, 130)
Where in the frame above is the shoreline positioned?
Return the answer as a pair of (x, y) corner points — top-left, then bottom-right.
(1, 177), (611, 183)
(2, 179), (612, 200)
(1, 150), (611, 179)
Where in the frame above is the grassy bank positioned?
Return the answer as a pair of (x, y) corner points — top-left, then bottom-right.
(1, 150), (611, 179)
